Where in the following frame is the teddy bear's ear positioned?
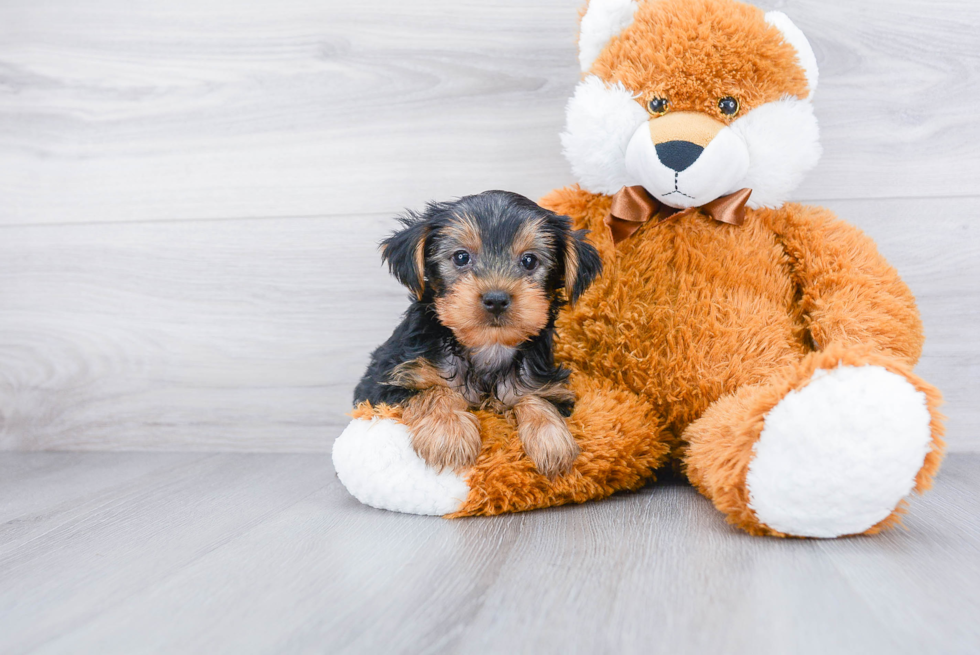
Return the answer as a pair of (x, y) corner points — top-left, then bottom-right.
(765, 11), (819, 99)
(579, 0), (640, 73)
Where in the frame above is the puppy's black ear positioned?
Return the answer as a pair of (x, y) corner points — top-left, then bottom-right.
(380, 214), (430, 300)
(563, 228), (602, 303)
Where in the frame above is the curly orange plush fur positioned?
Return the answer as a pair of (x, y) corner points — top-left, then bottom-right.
(436, 190), (945, 531)
(345, 0), (945, 536)
(593, 0), (809, 116)
(451, 0), (943, 535)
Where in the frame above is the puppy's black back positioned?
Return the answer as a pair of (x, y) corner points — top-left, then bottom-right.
(353, 298), (451, 406)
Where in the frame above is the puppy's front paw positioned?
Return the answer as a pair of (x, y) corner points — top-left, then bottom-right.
(516, 397), (580, 478)
(404, 405), (482, 473)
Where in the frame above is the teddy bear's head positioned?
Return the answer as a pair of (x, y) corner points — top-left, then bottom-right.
(562, 0), (821, 210)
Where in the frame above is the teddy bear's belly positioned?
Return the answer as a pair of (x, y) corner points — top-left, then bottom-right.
(555, 216), (809, 430)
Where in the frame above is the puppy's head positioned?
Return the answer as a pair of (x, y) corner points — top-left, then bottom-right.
(381, 190), (601, 349)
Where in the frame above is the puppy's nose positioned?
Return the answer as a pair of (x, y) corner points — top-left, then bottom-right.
(481, 291), (511, 317)
(655, 140), (704, 172)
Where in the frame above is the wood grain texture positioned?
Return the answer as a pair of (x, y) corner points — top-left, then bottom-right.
(1, 196), (977, 452)
(0, 213), (405, 451)
(0, 452), (977, 654)
(0, 0), (978, 227)
(0, 0), (977, 453)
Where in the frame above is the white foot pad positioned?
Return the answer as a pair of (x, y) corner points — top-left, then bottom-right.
(747, 365), (932, 538)
(331, 418), (470, 516)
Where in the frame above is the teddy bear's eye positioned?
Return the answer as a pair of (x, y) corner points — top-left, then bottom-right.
(718, 96), (740, 116)
(646, 97), (669, 116)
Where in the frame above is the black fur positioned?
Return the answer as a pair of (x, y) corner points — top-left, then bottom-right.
(353, 190), (602, 416)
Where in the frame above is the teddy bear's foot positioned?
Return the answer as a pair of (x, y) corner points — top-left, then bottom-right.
(331, 418), (469, 515)
(746, 364), (933, 537)
(685, 346), (945, 538)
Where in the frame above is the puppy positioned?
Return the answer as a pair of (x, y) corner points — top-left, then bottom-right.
(354, 190), (602, 477)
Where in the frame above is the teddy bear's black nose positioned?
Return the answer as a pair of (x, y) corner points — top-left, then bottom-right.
(655, 140), (704, 172)
(481, 291), (511, 317)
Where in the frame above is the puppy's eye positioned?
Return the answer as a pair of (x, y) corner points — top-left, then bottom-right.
(452, 250), (470, 267)
(646, 97), (669, 116)
(718, 96), (739, 116)
(520, 253), (538, 271)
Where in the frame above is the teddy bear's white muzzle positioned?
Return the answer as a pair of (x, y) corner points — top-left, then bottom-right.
(624, 122), (750, 209)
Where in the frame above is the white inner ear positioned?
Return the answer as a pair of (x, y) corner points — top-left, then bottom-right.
(561, 75), (648, 195)
(579, 0), (639, 72)
(765, 11), (819, 99)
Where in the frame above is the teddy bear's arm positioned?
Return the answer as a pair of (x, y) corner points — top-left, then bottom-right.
(773, 203), (924, 365)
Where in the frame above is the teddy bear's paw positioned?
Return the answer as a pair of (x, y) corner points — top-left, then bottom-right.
(745, 365), (933, 538)
(331, 418), (470, 516)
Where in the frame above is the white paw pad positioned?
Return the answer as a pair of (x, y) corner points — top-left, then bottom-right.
(331, 418), (470, 516)
(747, 365), (932, 538)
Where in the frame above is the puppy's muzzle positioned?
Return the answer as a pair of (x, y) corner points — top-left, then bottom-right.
(481, 290), (511, 317)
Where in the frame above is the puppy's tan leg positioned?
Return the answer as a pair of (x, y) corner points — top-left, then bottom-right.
(514, 394), (580, 478)
(402, 386), (481, 473)
(390, 358), (482, 472)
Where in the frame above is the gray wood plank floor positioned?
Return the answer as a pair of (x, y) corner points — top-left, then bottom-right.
(1, 452), (978, 654)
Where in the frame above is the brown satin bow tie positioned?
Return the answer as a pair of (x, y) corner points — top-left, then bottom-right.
(604, 186), (753, 245)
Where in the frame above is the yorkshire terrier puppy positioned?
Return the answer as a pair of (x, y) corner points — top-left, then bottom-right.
(354, 190), (602, 477)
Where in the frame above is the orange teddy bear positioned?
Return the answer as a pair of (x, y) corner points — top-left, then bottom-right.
(333, 0), (945, 538)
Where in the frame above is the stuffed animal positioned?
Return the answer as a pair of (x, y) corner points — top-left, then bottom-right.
(333, 0), (945, 538)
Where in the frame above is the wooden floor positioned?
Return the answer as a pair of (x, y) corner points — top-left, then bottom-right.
(2, 452), (978, 654)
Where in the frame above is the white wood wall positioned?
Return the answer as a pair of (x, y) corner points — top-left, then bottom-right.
(1, 0), (978, 452)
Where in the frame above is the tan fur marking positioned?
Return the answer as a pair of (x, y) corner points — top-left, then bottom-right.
(412, 229), (428, 299)
(514, 394), (580, 478)
(402, 385), (482, 473)
(444, 212), (482, 253)
(435, 275), (550, 349)
(388, 358), (448, 390)
(648, 111), (725, 147)
(511, 218), (551, 258)
(563, 234), (580, 301)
